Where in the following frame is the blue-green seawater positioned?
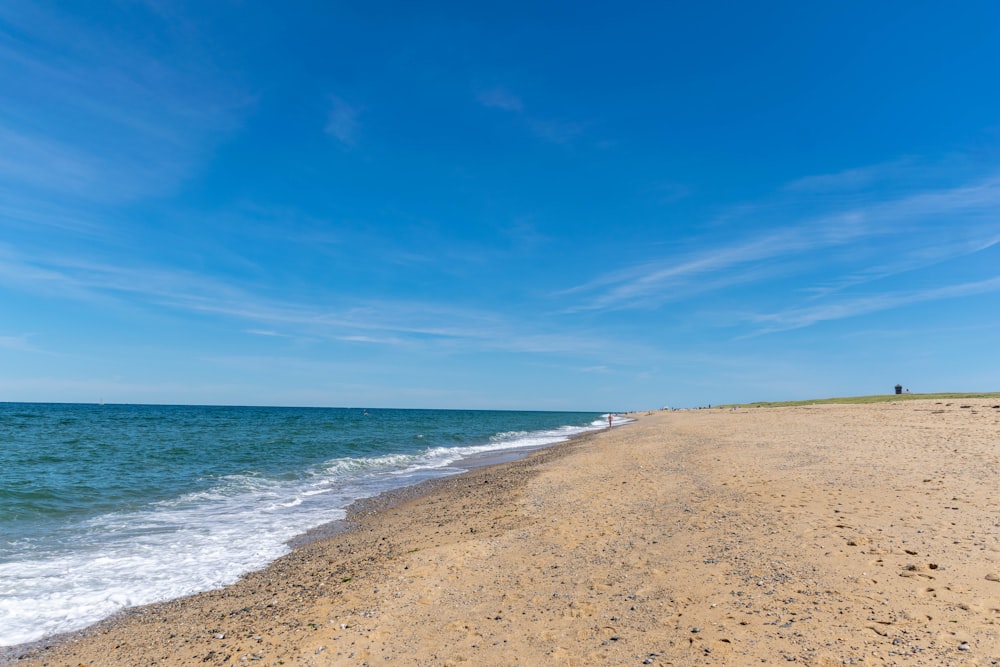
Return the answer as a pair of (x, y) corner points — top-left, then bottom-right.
(0, 403), (606, 646)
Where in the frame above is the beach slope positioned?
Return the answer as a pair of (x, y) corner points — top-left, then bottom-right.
(10, 400), (1000, 665)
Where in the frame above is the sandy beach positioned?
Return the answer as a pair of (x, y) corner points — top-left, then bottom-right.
(8, 399), (1000, 666)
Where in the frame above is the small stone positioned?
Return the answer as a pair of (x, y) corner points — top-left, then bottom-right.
(958, 642), (970, 651)
(691, 626), (701, 633)
(215, 633), (226, 640)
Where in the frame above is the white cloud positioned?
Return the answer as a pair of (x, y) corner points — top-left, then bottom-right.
(0, 186), (107, 235)
(0, 247), (542, 352)
(802, 234), (1000, 300)
(325, 95), (362, 147)
(527, 117), (588, 144)
(0, 3), (247, 205)
(749, 275), (1000, 334)
(653, 181), (691, 204)
(565, 172), (1000, 314)
(245, 329), (289, 338)
(562, 228), (819, 311)
(476, 86), (523, 112)
(475, 85), (586, 144)
(0, 333), (41, 353)
(783, 157), (920, 193)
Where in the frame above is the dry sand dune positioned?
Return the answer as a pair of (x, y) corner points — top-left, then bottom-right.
(9, 399), (1000, 666)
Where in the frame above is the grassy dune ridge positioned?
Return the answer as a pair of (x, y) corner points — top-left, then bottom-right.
(734, 391), (1000, 408)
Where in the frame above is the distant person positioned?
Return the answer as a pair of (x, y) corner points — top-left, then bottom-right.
(608, 413), (613, 428)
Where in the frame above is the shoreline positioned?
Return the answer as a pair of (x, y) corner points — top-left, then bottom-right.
(287, 434), (595, 550)
(2, 421), (613, 665)
(9, 401), (1000, 665)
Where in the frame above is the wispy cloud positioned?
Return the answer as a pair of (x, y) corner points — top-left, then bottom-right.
(783, 157), (921, 193)
(562, 168), (1000, 332)
(652, 181), (691, 204)
(0, 3), (247, 205)
(336, 334), (405, 345)
(0, 333), (42, 353)
(0, 127), (105, 198)
(0, 235), (647, 368)
(245, 329), (291, 338)
(561, 227), (822, 311)
(802, 234), (1000, 300)
(476, 86), (523, 112)
(527, 117), (588, 144)
(0, 186), (107, 235)
(750, 275), (1000, 335)
(0, 246), (525, 351)
(325, 95), (362, 147)
(476, 85), (586, 144)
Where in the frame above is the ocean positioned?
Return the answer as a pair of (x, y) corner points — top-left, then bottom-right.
(0, 402), (610, 647)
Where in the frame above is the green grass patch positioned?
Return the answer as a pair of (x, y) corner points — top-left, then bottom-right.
(731, 392), (1000, 408)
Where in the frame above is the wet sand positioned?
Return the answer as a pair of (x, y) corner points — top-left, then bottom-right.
(8, 400), (1000, 666)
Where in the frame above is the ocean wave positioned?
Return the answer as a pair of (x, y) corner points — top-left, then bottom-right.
(0, 406), (605, 647)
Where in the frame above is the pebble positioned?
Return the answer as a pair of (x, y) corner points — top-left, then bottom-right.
(958, 642), (970, 651)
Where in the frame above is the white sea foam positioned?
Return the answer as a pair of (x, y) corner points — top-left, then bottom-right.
(0, 417), (609, 647)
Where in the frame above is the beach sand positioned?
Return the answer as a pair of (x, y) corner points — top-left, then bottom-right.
(8, 399), (1000, 666)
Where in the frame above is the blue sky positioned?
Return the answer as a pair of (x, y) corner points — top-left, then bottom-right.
(2, 1), (999, 410)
